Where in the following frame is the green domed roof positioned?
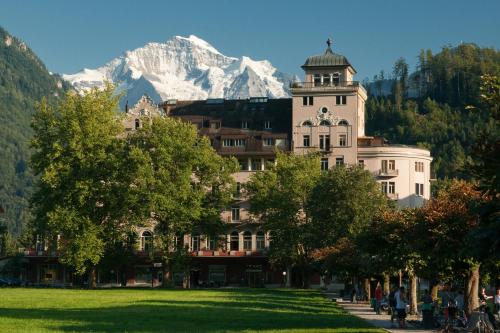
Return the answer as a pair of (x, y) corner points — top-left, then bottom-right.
(302, 46), (354, 70)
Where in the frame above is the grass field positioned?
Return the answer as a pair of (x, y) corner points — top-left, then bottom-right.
(0, 288), (384, 333)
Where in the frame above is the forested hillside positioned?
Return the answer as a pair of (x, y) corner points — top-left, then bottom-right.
(366, 43), (500, 179)
(0, 27), (68, 236)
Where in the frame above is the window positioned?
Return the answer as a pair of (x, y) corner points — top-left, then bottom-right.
(141, 231), (153, 252)
(235, 139), (246, 147)
(222, 139), (233, 147)
(336, 95), (347, 105)
(263, 138), (274, 146)
(239, 159), (248, 171)
(256, 231), (265, 250)
(302, 96), (314, 106)
(319, 135), (330, 151)
(205, 236), (215, 250)
(415, 161), (424, 172)
(243, 231), (252, 251)
(321, 107), (328, 114)
(191, 233), (200, 252)
(319, 120), (331, 126)
(218, 235), (227, 251)
(332, 73), (340, 85)
(381, 160), (396, 173)
(323, 74), (331, 86)
(336, 157), (344, 166)
(339, 134), (347, 147)
(358, 160), (364, 167)
(231, 207), (240, 222)
(230, 231), (239, 251)
(303, 135), (310, 147)
(381, 182), (388, 194)
(338, 119), (349, 126)
(174, 234), (184, 251)
(235, 182), (241, 197)
(388, 182), (396, 194)
(321, 158), (329, 171)
(241, 121), (249, 129)
(251, 158), (261, 171)
(210, 121), (221, 129)
(313, 74), (321, 87)
(302, 120), (313, 127)
(415, 183), (424, 196)
(264, 121), (271, 129)
(134, 119), (140, 129)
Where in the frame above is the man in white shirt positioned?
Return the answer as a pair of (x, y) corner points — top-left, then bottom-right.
(395, 286), (407, 329)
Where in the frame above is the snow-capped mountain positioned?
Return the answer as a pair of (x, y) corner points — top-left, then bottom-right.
(63, 35), (296, 106)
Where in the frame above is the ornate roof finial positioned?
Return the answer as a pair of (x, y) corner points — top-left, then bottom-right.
(326, 37), (333, 49)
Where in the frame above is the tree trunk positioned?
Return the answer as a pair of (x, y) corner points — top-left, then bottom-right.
(465, 264), (480, 316)
(409, 272), (418, 315)
(398, 270), (403, 287)
(430, 280), (439, 300)
(364, 278), (371, 300)
(285, 266), (291, 288)
(89, 266), (97, 289)
(162, 260), (173, 288)
(383, 273), (390, 295)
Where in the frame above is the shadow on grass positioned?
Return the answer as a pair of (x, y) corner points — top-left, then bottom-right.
(0, 289), (382, 332)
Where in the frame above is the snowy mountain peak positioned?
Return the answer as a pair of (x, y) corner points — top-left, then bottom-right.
(62, 35), (295, 106)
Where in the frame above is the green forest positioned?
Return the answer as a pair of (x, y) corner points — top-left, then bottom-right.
(366, 43), (500, 179)
(0, 27), (68, 239)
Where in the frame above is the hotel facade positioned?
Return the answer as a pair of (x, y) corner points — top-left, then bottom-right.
(24, 42), (432, 287)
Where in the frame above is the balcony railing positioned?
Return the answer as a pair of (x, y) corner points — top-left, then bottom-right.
(290, 81), (360, 89)
(378, 169), (399, 177)
(386, 193), (399, 200)
(190, 250), (267, 257)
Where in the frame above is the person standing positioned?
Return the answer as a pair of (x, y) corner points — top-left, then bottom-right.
(375, 282), (383, 314)
(421, 289), (434, 329)
(479, 287), (493, 312)
(395, 286), (407, 329)
(494, 288), (500, 316)
(389, 286), (398, 325)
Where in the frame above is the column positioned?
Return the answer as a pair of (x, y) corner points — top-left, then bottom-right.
(247, 157), (252, 171)
(260, 158), (265, 171)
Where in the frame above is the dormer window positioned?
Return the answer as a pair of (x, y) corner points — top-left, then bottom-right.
(333, 73), (340, 85)
(264, 121), (271, 130)
(323, 74), (331, 86)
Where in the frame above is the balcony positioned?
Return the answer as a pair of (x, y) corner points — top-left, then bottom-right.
(386, 193), (399, 200)
(377, 169), (399, 177)
(190, 250), (267, 257)
(290, 81), (360, 92)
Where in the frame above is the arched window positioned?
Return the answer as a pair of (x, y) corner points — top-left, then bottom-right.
(191, 233), (200, 252)
(338, 119), (349, 126)
(243, 231), (252, 251)
(230, 231), (239, 251)
(302, 120), (313, 127)
(141, 231), (153, 253)
(256, 231), (265, 250)
(134, 119), (140, 129)
(319, 120), (331, 126)
(332, 72), (340, 85)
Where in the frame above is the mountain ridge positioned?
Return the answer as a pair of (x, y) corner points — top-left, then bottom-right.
(63, 35), (297, 106)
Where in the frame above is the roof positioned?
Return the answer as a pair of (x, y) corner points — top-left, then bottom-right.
(302, 47), (355, 71)
(164, 99), (293, 137)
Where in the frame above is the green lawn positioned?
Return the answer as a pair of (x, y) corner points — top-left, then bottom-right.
(0, 288), (384, 333)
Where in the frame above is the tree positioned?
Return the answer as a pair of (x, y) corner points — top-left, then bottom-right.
(128, 116), (237, 287)
(246, 152), (321, 287)
(307, 165), (388, 294)
(30, 85), (134, 287)
(415, 180), (485, 315)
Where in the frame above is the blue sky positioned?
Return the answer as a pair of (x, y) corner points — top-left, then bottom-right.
(1, 0), (499, 80)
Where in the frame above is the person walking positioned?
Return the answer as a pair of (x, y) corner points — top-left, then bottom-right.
(395, 286), (407, 329)
(494, 288), (500, 316)
(421, 289), (434, 329)
(375, 282), (383, 314)
(389, 286), (398, 325)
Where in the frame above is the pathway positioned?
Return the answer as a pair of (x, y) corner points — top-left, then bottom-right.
(323, 292), (436, 333)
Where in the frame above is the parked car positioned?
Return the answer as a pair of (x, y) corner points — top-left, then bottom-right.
(0, 278), (11, 286)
